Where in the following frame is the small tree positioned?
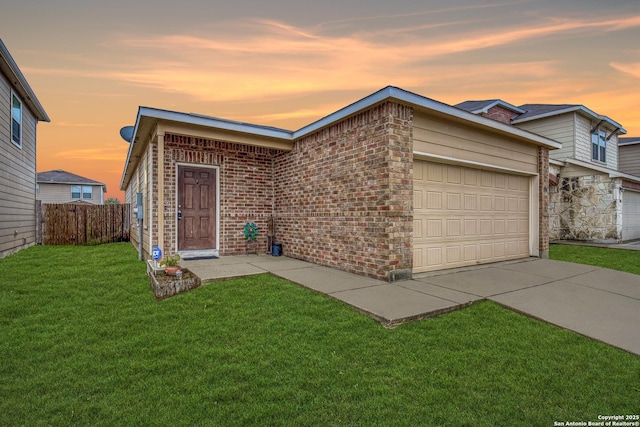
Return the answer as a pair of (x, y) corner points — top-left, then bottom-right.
(105, 198), (121, 205)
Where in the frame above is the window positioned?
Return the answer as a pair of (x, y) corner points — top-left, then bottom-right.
(71, 185), (92, 199)
(592, 129), (606, 163)
(11, 92), (22, 148)
(82, 186), (92, 199)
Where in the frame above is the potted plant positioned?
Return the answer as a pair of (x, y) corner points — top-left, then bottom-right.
(161, 254), (181, 275)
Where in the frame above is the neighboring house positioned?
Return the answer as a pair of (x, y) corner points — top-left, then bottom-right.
(121, 86), (561, 281)
(456, 100), (640, 242)
(0, 39), (50, 258)
(36, 170), (106, 205)
(619, 137), (640, 176)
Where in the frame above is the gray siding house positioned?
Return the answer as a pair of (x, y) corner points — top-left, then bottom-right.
(619, 137), (640, 177)
(37, 170), (106, 205)
(456, 100), (640, 242)
(0, 39), (50, 258)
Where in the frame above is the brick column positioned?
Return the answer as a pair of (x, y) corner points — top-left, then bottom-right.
(538, 146), (550, 258)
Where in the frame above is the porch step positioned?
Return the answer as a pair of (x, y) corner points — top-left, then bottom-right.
(178, 249), (219, 260)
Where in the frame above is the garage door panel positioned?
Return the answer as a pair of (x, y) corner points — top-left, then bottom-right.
(464, 194), (477, 209)
(427, 247), (442, 266)
(414, 160), (530, 273)
(464, 219), (476, 235)
(427, 192), (442, 209)
(447, 166), (462, 183)
(464, 169), (478, 185)
(413, 190), (423, 209)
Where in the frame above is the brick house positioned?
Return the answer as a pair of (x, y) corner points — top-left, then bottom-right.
(121, 86), (560, 281)
(457, 99), (640, 242)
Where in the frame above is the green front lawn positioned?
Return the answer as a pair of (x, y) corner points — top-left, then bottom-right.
(550, 244), (640, 275)
(1, 244), (638, 426)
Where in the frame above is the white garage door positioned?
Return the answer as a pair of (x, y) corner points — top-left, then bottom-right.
(413, 160), (531, 273)
(622, 190), (640, 241)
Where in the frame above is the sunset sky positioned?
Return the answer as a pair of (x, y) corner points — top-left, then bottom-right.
(2, 0), (640, 201)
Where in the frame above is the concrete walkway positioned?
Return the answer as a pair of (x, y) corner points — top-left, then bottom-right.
(181, 255), (640, 355)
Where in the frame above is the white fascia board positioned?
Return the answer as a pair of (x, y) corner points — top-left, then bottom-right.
(619, 140), (640, 146)
(564, 158), (640, 182)
(119, 86), (564, 188)
(513, 105), (626, 134)
(474, 100), (526, 115)
(144, 107), (294, 139)
(40, 180), (105, 186)
(120, 107), (295, 189)
(120, 107), (145, 190)
(294, 86), (561, 149)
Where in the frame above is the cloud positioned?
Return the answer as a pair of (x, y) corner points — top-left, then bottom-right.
(53, 122), (105, 127)
(610, 62), (640, 78)
(104, 12), (640, 104)
(54, 148), (124, 162)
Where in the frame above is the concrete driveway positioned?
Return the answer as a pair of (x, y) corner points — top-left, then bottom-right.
(183, 255), (640, 355)
(410, 258), (640, 355)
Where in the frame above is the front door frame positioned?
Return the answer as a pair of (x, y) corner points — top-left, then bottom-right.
(175, 163), (220, 253)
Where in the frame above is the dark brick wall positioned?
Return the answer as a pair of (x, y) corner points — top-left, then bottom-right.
(273, 102), (414, 281)
(162, 134), (283, 255)
(483, 105), (516, 124)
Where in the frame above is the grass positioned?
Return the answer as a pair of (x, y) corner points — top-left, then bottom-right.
(1, 243), (639, 426)
(550, 243), (640, 275)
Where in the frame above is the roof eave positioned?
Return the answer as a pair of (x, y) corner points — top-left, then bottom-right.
(0, 39), (50, 122)
(120, 107), (295, 190)
(475, 100), (526, 115)
(513, 105), (626, 134)
(564, 158), (640, 183)
(294, 86), (561, 149)
(120, 86), (563, 190)
(38, 180), (105, 186)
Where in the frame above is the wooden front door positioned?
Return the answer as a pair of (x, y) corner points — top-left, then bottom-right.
(178, 166), (217, 251)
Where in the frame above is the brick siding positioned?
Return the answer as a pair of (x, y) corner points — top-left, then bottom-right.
(273, 102), (413, 281)
(482, 106), (515, 124)
(161, 134), (284, 255)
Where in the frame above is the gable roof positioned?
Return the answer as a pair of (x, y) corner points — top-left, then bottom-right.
(512, 103), (625, 134)
(455, 99), (525, 115)
(0, 39), (49, 122)
(121, 86), (562, 190)
(456, 96), (626, 135)
(38, 170), (105, 186)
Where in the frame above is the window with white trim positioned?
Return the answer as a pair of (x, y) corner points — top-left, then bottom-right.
(71, 185), (93, 199)
(82, 186), (92, 199)
(591, 128), (606, 163)
(11, 92), (22, 148)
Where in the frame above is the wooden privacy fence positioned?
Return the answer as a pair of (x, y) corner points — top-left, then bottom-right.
(37, 202), (131, 245)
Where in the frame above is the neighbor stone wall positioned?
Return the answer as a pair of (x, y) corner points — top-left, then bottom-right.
(161, 134), (284, 255)
(273, 102), (414, 281)
(549, 173), (620, 241)
(538, 146), (550, 257)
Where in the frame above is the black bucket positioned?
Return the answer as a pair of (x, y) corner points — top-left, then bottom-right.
(272, 243), (282, 257)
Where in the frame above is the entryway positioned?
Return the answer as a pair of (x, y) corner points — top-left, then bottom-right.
(177, 165), (218, 252)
